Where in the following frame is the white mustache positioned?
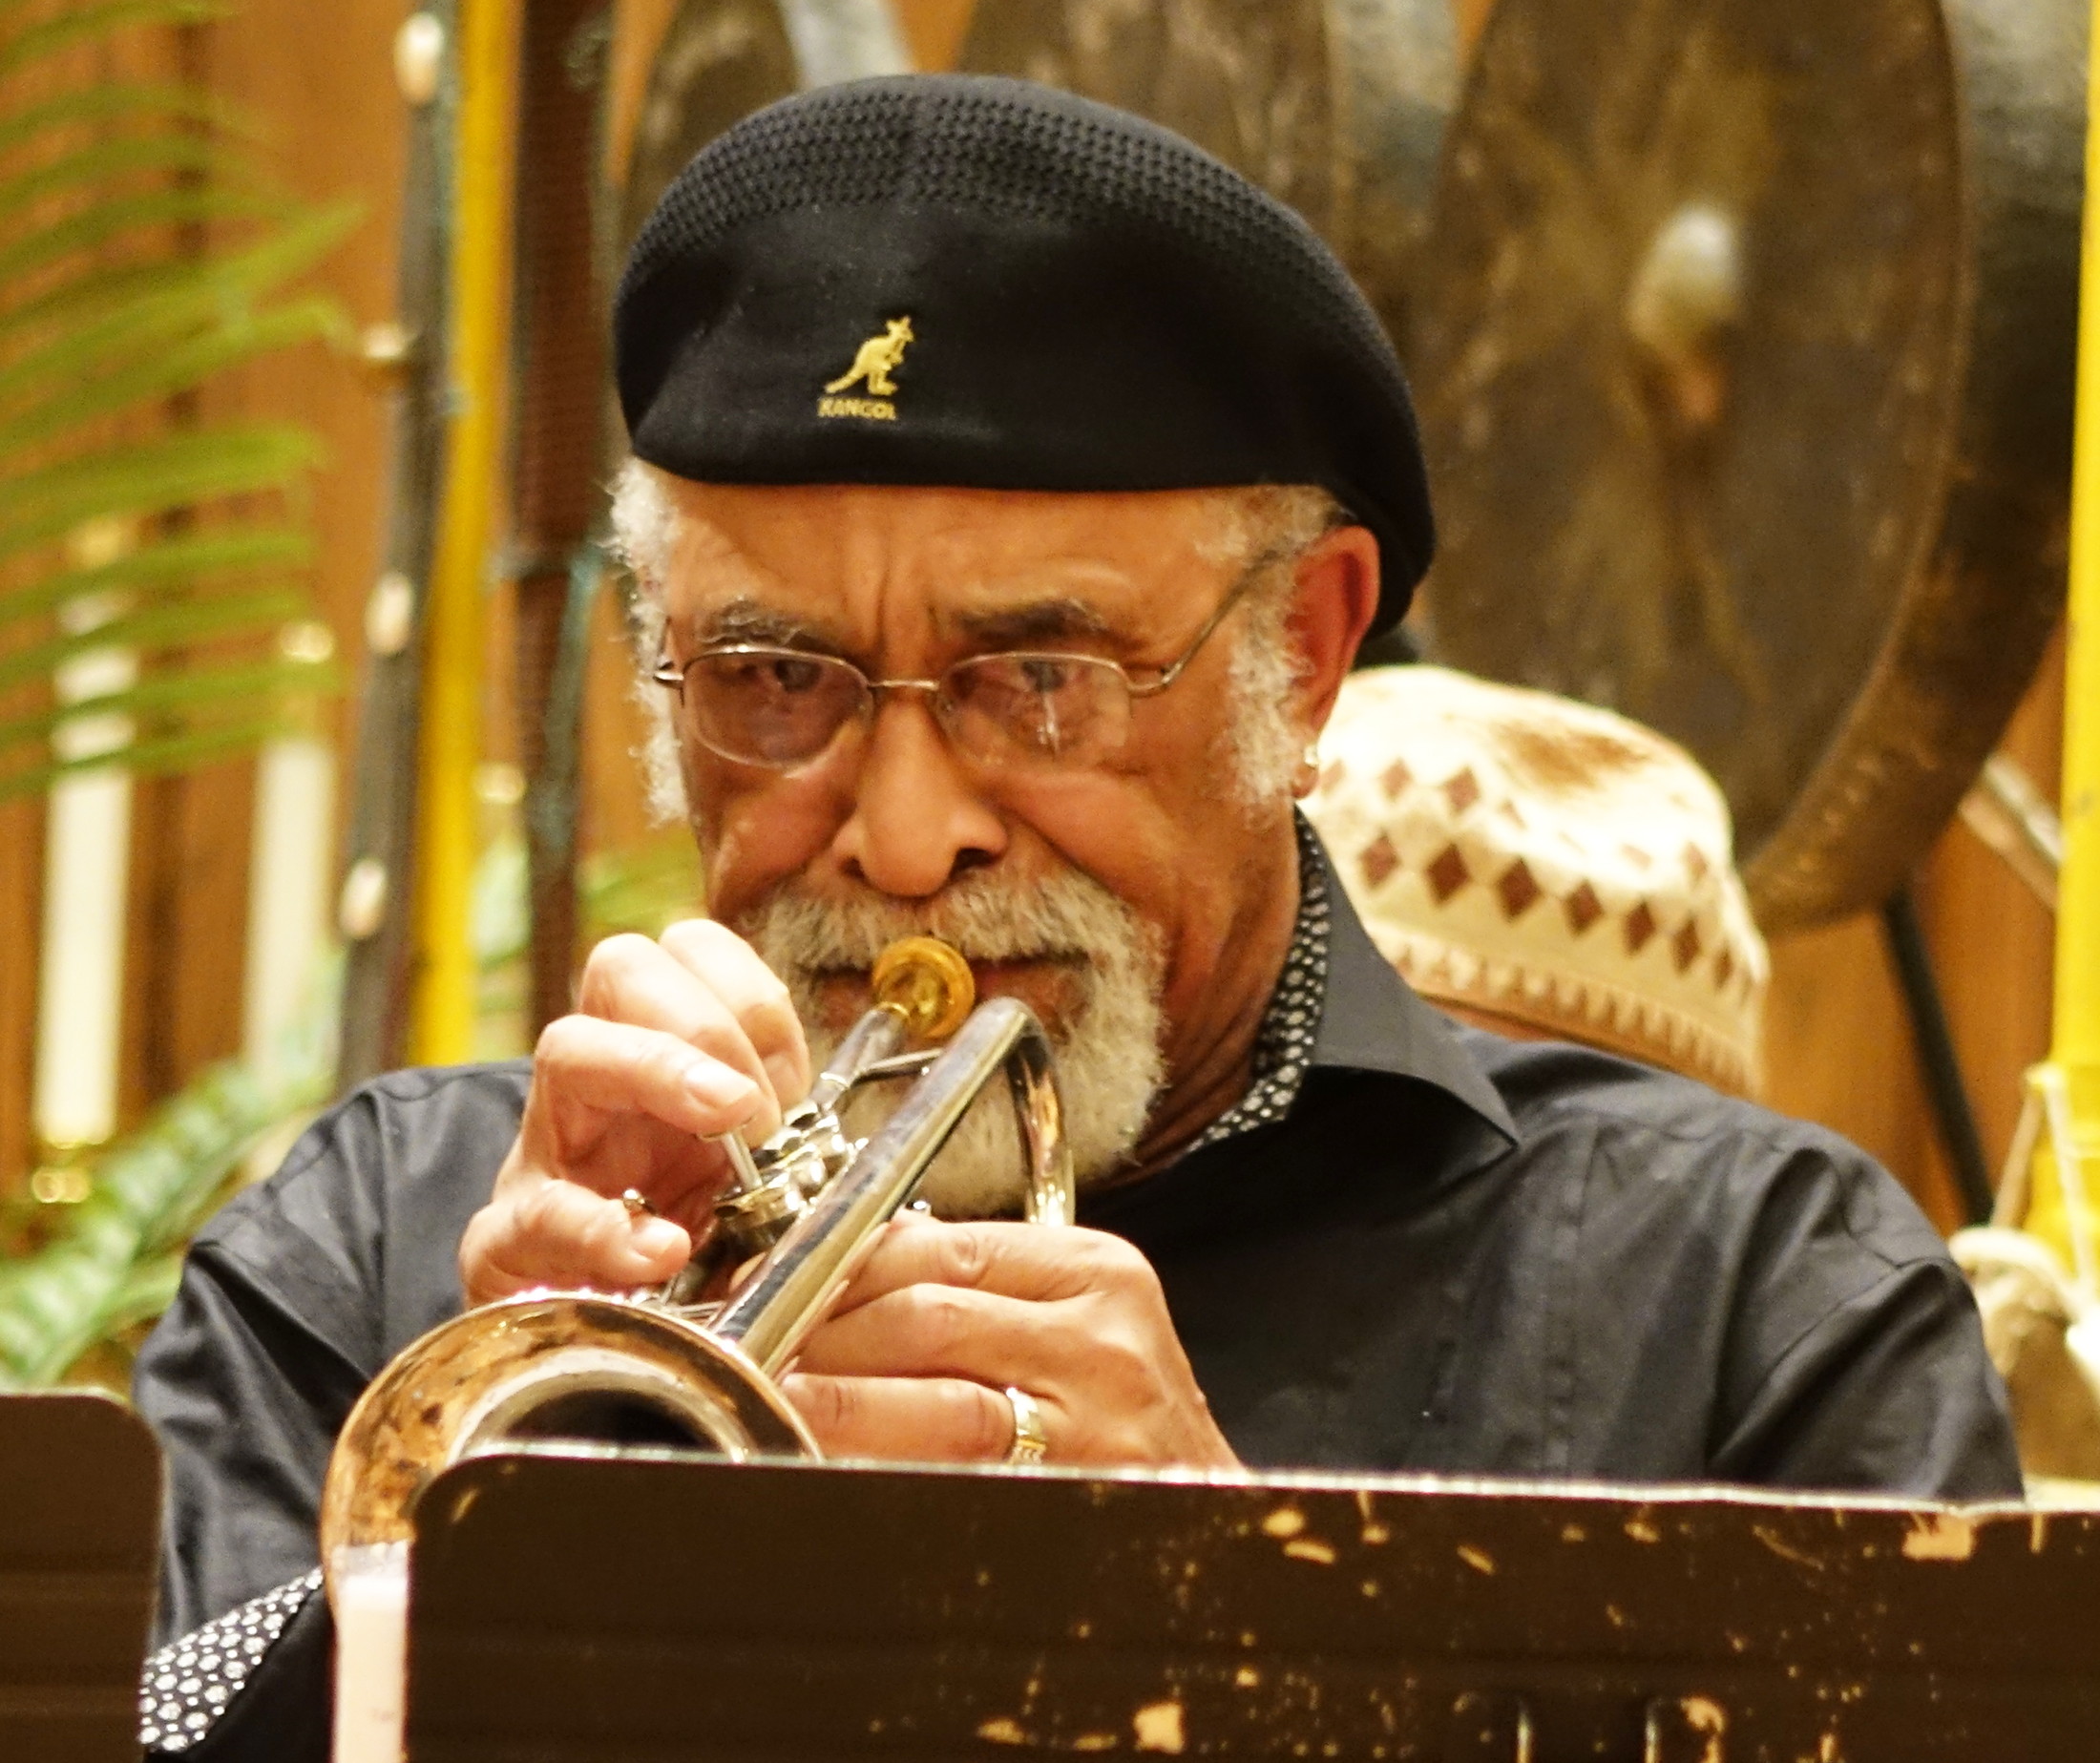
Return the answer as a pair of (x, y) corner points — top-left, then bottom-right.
(742, 864), (1168, 1211)
(747, 865), (1151, 980)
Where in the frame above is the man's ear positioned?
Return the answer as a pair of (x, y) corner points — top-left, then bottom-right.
(1284, 524), (1381, 741)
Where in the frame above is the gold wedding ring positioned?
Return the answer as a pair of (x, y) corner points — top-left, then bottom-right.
(620, 1188), (657, 1218)
(1003, 1386), (1048, 1466)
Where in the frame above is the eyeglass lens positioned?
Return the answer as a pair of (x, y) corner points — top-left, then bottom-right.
(678, 649), (1137, 768)
(686, 651), (868, 766)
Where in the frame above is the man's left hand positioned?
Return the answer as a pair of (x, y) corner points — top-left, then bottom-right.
(782, 1216), (1239, 1470)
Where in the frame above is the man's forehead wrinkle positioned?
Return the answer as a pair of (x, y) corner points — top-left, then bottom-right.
(689, 596), (836, 649)
(927, 545), (1155, 643)
(665, 504), (796, 625)
(946, 596), (1121, 649)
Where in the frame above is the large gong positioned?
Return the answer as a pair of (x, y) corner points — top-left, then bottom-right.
(620, 0), (911, 251)
(1410, 0), (2085, 932)
(957, 0), (1460, 347)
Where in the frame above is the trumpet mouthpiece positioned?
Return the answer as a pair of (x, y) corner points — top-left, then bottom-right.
(870, 936), (976, 1041)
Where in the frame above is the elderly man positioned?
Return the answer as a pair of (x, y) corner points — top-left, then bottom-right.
(133, 75), (2017, 1759)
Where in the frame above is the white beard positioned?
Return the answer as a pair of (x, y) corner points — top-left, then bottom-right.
(745, 867), (1166, 1217)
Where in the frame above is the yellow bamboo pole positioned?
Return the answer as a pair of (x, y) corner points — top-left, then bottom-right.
(409, 0), (516, 1065)
(2019, 0), (2100, 1276)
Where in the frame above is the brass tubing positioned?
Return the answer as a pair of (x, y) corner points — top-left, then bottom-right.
(713, 997), (1073, 1375)
(806, 1005), (910, 1121)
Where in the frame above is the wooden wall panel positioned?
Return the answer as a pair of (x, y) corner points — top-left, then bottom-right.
(895, 0), (974, 70)
(107, 0), (410, 1126)
(192, 2), (408, 785)
(117, 27), (252, 1124)
(1762, 913), (1943, 1219)
(0, 797), (42, 1191)
(609, 0), (681, 178)
(1756, 629), (2064, 1233)
(0, 23), (81, 1188)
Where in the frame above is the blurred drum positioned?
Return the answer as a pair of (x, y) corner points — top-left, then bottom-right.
(957, 0), (1460, 347)
(1410, 0), (2086, 932)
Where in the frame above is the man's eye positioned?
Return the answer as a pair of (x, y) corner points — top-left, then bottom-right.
(1019, 658), (1081, 693)
(766, 657), (830, 694)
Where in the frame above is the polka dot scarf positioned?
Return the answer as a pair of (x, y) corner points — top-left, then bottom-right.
(139, 1568), (321, 1753)
(1185, 812), (1330, 1153)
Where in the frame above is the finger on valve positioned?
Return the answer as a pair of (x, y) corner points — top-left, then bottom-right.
(574, 932), (795, 1138)
(657, 919), (811, 1108)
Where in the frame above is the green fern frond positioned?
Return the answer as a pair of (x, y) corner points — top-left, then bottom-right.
(0, 186), (296, 285)
(0, 715), (312, 803)
(0, 0), (352, 799)
(0, 586), (308, 693)
(0, 652), (329, 746)
(0, 821), (709, 1385)
(0, 1057), (320, 1391)
(583, 834), (707, 939)
(0, 0), (362, 1381)
(0, 199), (356, 346)
(0, 526), (313, 627)
(0, 0), (225, 78)
(0, 422), (324, 559)
(0, 131), (249, 223)
(0, 81), (244, 161)
(0, 295), (347, 452)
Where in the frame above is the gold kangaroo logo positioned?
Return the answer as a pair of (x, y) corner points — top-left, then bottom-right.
(825, 316), (914, 397)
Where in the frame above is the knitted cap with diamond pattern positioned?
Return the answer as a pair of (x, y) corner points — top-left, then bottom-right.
(1307, 667), (1770, 1096)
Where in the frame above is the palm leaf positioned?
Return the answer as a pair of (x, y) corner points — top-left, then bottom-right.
(0, 0), (351, 803)
(0, 185), (296, 285)
(0, 826), (707, 1385)
(0, 423), (324, 559)
(0, 525), (312, 627)
(0, 0), (387, 1385)
(0, 0), (223, 77)
(0, 199), (354, 347)
(0, 199), (356, 363)
(0, 586), (306, 693)
(0, 80), (242, 160)
(0, 295), (346, 453)
(0, 652), (332, 745)
(0, 131), (246, 224)
(0, 1057), (322, 1391)
(0, 715), (316, 804)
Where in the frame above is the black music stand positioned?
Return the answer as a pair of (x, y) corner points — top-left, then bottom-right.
(0, 1391), (161, 1763)
(407, 1451), (2100, 1762)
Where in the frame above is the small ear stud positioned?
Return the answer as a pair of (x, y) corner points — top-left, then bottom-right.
(1294, 743), (1322, 798)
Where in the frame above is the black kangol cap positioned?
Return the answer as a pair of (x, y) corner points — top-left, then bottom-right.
(615, 74), (1434, 632)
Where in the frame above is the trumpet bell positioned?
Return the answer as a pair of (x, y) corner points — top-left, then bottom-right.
(316, 936), (1073, 1603)
(321, 1293), (815, 1563)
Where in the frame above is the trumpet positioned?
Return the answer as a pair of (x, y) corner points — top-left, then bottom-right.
(317, 934), (1075, 1580)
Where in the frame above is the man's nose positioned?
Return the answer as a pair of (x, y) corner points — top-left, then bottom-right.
(830, 693), (1007, 897)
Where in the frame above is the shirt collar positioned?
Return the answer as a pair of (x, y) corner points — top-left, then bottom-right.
(1189, 813), (1518, 1154)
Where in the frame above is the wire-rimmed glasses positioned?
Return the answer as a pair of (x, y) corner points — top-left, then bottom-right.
(652, 549), (1280, 771)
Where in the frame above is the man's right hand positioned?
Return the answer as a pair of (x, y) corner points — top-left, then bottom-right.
(457, 920), (811, 1306)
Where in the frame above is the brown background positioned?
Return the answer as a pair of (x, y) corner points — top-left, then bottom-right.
(0, 0), (2066, 1237)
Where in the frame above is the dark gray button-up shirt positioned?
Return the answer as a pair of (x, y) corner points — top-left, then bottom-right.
(132, 827), (2019, 1758)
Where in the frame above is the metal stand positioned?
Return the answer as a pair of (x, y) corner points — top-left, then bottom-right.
(408, 1451), (2099, 1760)
(1882, 885), (1996, 1223)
